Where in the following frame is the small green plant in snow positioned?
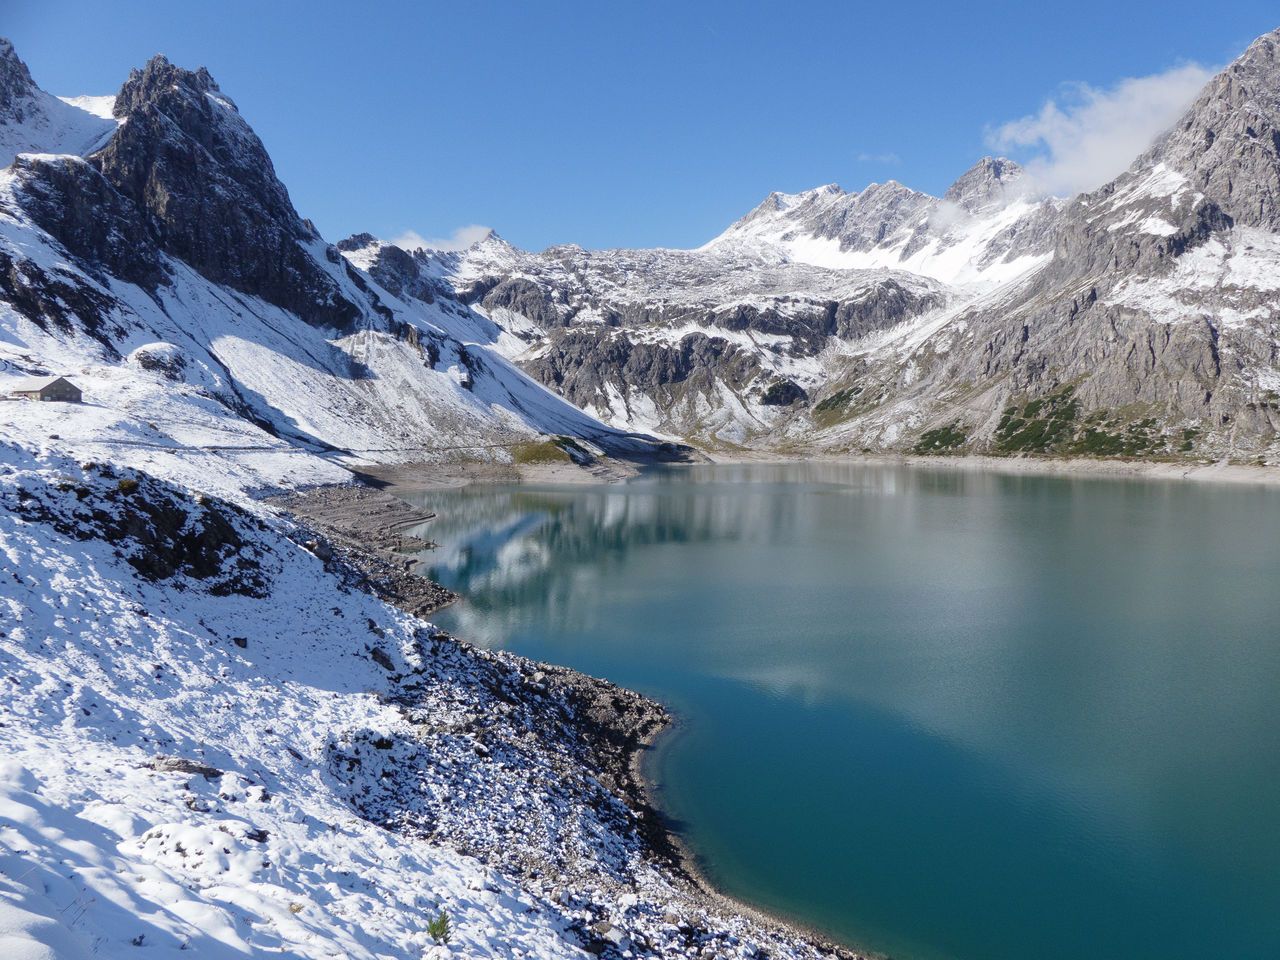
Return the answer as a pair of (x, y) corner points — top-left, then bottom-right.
(427, 908), (452, 945)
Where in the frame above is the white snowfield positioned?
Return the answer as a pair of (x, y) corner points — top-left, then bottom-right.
(0, 90), (119, 170)
(0, 446), (592, 960)
(702, 181), (1055, 289)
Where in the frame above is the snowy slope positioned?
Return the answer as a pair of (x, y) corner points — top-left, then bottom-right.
(0, 441), (845, 960)
(0, 43), (659, 473)
(0, 39), (118, 167)
(0, 449), (593, 960)
(701, 162), (1062, 290)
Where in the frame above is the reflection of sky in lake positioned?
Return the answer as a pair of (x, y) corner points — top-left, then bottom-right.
(400, 463), (1280, 960)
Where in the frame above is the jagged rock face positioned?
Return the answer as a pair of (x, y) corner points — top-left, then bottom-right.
(84, 56), (361, 329)
(809, 181), (935, 250)
(337, 233), (437, 305)
(831, 279), (942, 340)
(1147, 28), (1280, 231)
(11, 154), (165, 289)
(527, 331), (761, 412)
(0, 244), (125, 349)
(478, 277), (561, 328)
(437, 235), (948, 443)
(942, 156), (1024, 214)
(0, 38), (36, 122)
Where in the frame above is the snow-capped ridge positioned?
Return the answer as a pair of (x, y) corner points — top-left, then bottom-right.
(0, 37), (120, 167)
(942, 156), (1028, 213)
(1124, 25), (1280, 232)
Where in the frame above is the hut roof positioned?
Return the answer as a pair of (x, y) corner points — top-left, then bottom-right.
(10, 376), (75, 392)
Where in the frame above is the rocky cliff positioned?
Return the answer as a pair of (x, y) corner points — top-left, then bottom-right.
(414, 28), (1280, 462)
(0, 43), (661, 463)
(5, 29), (1280, 464)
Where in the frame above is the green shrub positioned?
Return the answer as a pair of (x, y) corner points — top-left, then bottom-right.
(814, 386), (862, 415)
(511, 440), (572, 464)
(427, 909), (452, 945)
(912, 421), (967, 455)
(994, 386), (1079, 453)
(117, 477), (140, 495)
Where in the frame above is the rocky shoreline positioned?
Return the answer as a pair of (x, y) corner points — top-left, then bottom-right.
(270, 478), (869, 960)
(266, 485), (459, 618)
(271, 447), (1280, 959)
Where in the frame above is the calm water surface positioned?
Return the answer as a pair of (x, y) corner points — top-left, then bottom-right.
(401, 463), (1280, 960)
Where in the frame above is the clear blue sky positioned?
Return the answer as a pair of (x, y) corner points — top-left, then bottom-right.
(5, 1), (1278, 251)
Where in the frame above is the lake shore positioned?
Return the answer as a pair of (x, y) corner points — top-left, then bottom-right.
(348, 449), (1280, 496)
(704, 449), (1280, 486)
(350, 456), (644, 491)
(270, 477), (871, 960)
(280, 447), (1279, 960)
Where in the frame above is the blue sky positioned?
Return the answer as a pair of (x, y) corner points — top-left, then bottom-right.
(5, 1), (1279, 251)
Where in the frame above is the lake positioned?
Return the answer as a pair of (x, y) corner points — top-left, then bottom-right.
(400, 462), (1280, 960)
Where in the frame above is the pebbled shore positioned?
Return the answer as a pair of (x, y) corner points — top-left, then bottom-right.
(267, 485), (459, 618)
(272, 477), (870, 960)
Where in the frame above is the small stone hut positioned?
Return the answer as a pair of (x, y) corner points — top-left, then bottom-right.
(9, 376), (83, 402)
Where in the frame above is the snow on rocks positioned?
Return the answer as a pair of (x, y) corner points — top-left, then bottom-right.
(0, 441), (860, 960)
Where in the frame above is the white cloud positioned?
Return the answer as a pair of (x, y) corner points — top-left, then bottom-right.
(987, 63), (1216, 198)
(857, 151), (901, 165)
(391, 224), (493, 252)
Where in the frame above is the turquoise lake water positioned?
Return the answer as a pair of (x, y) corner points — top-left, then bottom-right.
(401, 463), (1280, 960)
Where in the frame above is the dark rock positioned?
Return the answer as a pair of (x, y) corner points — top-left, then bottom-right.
(149, 756), (223, 780)
(86, 55), (359, 328)
(760, 379), (807, 407)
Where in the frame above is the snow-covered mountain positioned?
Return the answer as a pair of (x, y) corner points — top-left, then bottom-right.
(371, 153), (1063, 449)
(346, 229), (948, 444)
(702, 158), (1060, 288)
(416, 30), (1280, 461)
(0, 43), (667, 489)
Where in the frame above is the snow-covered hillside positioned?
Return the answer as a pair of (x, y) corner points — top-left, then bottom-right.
(701, 160), (1061, 289)
(0, 40), (118, 167)
(0, 43), (661, 478)
(0, 441), (852, 960)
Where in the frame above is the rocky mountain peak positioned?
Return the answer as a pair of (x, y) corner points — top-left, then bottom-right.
(0, 37), (33, 84)
(0, 37), (37, 123)
(113, 54), (223, 119)
(943, 156), (1024, 213)
(1138, 26), (1280, 230)
(42, 53), (363, 328)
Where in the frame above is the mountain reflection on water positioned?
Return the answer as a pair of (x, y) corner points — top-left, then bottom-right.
(399, 463), (1280, 960)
